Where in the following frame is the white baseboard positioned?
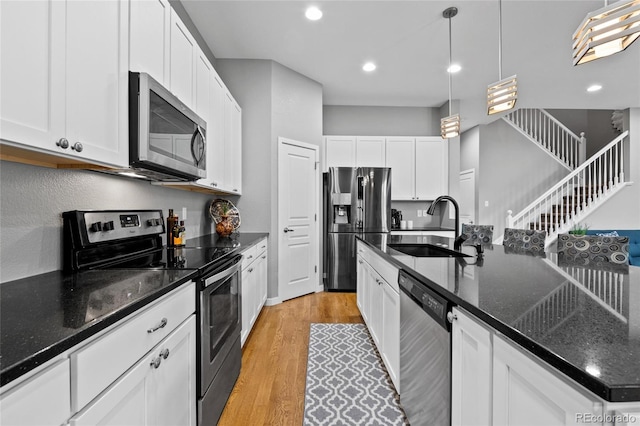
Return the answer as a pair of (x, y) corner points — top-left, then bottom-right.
(265, 296), (282, 306)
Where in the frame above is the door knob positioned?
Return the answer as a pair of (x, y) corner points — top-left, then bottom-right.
(283, 227), (295, 233)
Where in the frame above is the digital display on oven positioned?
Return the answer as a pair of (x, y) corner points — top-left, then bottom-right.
(120, 214), (140, 228)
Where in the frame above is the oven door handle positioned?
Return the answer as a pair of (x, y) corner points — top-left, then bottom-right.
(203, 256), (242, 288)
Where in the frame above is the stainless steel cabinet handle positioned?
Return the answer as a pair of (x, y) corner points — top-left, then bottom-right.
(447, 312), (458, 323)
(358, 260), (363, 264)
(160, 348), (170, 360)
(147, 317), (168, 333)
(247, 255), (253, 260)
(283, 227), (295, 233)
(71, 142), (83, 152)
(248, 267), (254, 273)
(261, 255), (266, 259)
(150, 356), (162, 369)
(56, 138), (69, 149)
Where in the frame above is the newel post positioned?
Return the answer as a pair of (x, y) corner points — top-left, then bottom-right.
(506, 210), (514, 228)
(579, 132), (587, 166)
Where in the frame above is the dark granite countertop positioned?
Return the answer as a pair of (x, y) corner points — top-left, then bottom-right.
(0, 232), (268, 388)
(357, 233), (640, 403)
(389, 227), (455, 232)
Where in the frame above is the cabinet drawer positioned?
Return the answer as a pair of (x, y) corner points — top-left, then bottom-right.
(71, 282), (195, 411)
(241, 244), (258, 270)
(369, 250), (400, 293)
(256, 237), (268, 256)
(0, 359), (71, 426)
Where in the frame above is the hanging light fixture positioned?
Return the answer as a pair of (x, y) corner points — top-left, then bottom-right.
(573, 0), (640, 66)
(487, 0), (517, 115)
(441, 7), (460, 139)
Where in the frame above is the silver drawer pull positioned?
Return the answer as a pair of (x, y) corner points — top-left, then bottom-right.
(247, 255), (253, 259)
(262, 255), (266, 259)
(147, 317), (168, 333)
(160, 348), (170, 360)
(150, 356), (162, 369)
(248, 267), (254, 273)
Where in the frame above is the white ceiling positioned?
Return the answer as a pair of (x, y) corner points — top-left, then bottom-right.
(181, 0), (640, 131)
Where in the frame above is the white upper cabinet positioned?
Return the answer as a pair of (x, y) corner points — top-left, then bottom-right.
(385, 137), (416, 200)
(169, 9), (196, 111)
(0, 0), (129, 168)
(386, 136), (448, 201)
(129, 0), (171, 86)
(224, 92), (242, 194)
(415, 137), (448, 200)
(356, 136), (386, 167)
(325, 136), (356, 169)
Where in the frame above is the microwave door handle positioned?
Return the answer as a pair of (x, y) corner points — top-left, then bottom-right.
(190, 126), (206, 166)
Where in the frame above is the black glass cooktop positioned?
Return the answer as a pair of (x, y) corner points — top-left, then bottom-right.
(100, 245), (239, 272)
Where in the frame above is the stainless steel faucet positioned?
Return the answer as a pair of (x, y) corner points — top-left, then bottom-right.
(426, 195), (465, 251)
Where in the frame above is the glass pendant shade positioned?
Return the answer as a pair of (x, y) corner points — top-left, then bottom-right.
(573, 0), (640, 65)
(441, 114), (460, 139)
(487, 75), (518, 115)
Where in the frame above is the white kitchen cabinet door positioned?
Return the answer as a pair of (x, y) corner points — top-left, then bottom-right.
(0, 359), (71, 426)
(492, 335), (603, 426)
(381, 281), (400, 393)
(169, 9), (196, 110)
(356, 254), (367, 321)
(223, 92), (242, 194)
(356, 136), (386, 167)
(1, 0), (128, 168)
(415, 137), (448, 200)
(256, 249), (268, 310)
(368, 267), (383, 348)
(71, 316), (196, 426)
(129, 0), (171, 86)
(451, 307), (492, 426)
(206, 73), (227, 190)
(325, 136), (357, 169)
(385, 137), (416, 200)
(241, 265), (255, 347)
(0, 0), (65, 154)
(64, 0), (129, 168)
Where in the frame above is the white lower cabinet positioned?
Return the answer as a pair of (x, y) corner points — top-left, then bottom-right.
(451, 307), (492, 426)
(0, 359), (71, 426)
(492, 334), (603, 426)
(70, 316), (196, 426)
(241, 238), (268, 346)
(355, 241), (400, 392)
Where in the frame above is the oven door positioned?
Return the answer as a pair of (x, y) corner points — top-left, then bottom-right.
(199, 254), (242, 396)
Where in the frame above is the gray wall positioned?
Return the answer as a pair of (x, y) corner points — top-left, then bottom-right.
(323, 105), (440, 136)
(216, 59), (323, 301)
(0, 161), (216, 282)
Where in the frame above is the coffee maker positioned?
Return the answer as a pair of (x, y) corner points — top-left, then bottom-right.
(391, 209), (402, 229)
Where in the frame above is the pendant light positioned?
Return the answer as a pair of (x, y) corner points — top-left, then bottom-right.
(441, 7), (460, 139)
(573, 0), (640, 66)
(487, 0), (517, 115)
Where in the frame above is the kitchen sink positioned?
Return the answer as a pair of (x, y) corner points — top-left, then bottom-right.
(387, 243), (471, 258)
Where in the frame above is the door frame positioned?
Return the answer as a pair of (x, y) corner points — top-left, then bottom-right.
(276, 137), (322, 304)
(459, 168), (476, 225)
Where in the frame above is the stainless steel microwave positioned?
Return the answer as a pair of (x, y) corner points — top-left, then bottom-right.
(128, 72), (206, 181)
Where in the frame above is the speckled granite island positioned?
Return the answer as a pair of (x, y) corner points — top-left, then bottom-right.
(357, 233), (640, 406)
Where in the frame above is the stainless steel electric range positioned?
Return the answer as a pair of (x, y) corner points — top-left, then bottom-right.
(63, 210), (242, 426)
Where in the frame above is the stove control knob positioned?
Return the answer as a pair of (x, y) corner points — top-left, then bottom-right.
(147, 218), (157, 227)
(89, 222), (102, 232)
(103, 221), (115, 231)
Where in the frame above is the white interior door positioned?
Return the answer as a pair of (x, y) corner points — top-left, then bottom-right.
(278, 138), (319, 302)
(459, 169), (476, 225)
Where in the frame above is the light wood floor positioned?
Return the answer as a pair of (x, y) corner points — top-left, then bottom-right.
(217, 291), (363, 425)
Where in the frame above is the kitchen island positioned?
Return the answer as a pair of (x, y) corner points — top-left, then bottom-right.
(356, 233), (640, 423)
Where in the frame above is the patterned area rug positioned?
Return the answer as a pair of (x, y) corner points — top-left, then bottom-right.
(303, 323), (407, 425)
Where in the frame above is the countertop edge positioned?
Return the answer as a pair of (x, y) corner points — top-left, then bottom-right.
(355, 235), (640, 403)
(0, 273), (197, 388)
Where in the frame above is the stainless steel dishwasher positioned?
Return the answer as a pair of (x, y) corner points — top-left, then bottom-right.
(399, 269), (453, 426)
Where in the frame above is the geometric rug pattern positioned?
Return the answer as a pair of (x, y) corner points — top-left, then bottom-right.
(303, 323), (407, 425)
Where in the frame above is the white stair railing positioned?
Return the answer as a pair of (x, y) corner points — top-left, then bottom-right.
(503, 108), (586, 170)
(505, 131), (629, 247)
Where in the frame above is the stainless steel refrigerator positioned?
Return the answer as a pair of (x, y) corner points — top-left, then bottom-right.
(323, 167), (392, 291)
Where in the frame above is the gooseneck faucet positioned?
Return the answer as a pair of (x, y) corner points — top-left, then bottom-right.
(426, 195), (465, 251)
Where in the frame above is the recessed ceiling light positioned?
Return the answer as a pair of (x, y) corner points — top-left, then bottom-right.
(447, 64), (461, 73)
(305, 6), (322, 21)
(362, 62), (376, 72)
(587, 84), (602, 92)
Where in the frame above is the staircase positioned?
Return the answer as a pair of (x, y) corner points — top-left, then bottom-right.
(504, 130), (630, 247)
(503, 108), (586, 171)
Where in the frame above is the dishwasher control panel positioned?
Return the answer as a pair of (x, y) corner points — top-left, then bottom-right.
(399, 270), (451, 330)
